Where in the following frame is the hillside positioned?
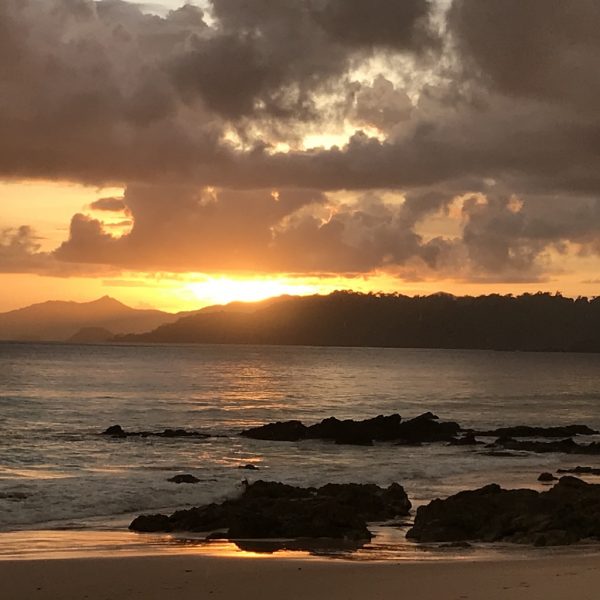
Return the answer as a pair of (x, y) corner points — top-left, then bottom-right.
(117, 291), (600, 352)
(0, 296), (178, 342)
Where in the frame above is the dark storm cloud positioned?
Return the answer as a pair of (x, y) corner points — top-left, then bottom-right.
(312, 0), (437, 51)
(0, 0), (224, 184)
(448, 0), (600, 115)
(3, 0), (600, 282)
(0, 0), (437, 183)
(176, 0), (346, 121)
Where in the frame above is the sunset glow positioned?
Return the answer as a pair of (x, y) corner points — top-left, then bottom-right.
(187, 277), (320, 306)
(1, 0), (599, 315)
(4, 3), (600, 593)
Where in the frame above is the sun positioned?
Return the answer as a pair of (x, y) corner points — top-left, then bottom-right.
(186, 277), (320, 306)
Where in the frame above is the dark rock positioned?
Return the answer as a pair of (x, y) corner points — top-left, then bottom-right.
(241, 412), (461, 445)
(168, 474), (201, 484)
(490, 436), (600, 455)
(557, 466), (600, 475)
(334, 431), (374, 446)
(483, 450), (527, 457)
(227, 497), (372, 540)
(449, 433), (482, 446)
(305, 416), (357, 440)
(407, 476), (600, 546)
(239, 464), (260, 470)
(102, 424), (126, 437)
(306, 414), (402, 443)
(241, 480), (314, 501)
(537, 472), (557, 482)
(101, 425), (210, 439)
(317, 482), (412, 520)
(163, 503), (231, 533)
(475, 425), (598, 438)
(129, 514), (172, 532)
(417, 411), (439, 421)
(159, 428), (209, 438)
(240, 420), (307, 441)
(0, 491), (29, 501)
(159, 429), (184, 438)
(130, 480), (411, 542)
(395, 412), (460, 443)
(440, 541), (473, 549)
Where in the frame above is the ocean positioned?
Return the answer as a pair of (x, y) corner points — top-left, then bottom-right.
(1, 342), (600, 559)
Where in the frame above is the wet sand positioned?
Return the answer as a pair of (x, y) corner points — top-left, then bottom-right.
(2, 553), (600, 600)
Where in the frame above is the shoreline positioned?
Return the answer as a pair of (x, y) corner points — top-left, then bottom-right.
(2, 527), (600, 563)
(5, 338), (600, 356)
(2, 553), (600, 600)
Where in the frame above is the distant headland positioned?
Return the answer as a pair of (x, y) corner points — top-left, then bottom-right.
(118, 291), (600, 353)
(2, 291), (599, 353)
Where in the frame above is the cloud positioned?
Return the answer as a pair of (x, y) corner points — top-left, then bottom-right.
(312, 0), (438, 51)
(90, 197), (128, 212)
(0, 225), (113, 276)
(53, 184), (453, 274)
(353, 75), (413, 130)
(0, 0), (437, 184)
(56, 184), (328, 271)
(2, 1), (600, 286)
(0, 226), (47, 273)
(448, 0), (600, 115)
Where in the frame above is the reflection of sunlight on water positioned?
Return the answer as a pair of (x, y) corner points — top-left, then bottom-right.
(4, 345), (600, 552)
(0, 530), (311, 561)
(0, 467), (72, 479)
(4, 528), (600, 563)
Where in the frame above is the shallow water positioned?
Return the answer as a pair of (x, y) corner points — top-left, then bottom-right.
(1, 342), (600, 558)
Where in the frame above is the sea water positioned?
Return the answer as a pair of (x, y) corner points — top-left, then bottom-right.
(1, 342), (600, 558)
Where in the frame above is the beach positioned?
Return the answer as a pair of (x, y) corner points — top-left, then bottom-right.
(3, 553), (600, 600)
(3, 344), (600, 597)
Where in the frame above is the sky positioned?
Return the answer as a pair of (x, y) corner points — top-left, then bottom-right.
(1, 0), (600, 312)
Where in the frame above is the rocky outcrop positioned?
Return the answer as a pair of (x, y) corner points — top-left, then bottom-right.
(129, 514), (172, 532)
(537, 472), (557, 482)
(239, 420), (307, 441)
(130, 480), (411, 541)
(168, 474), (201, 484)
(240, 412), (461, 445)
(101, 425), (210, 439)
(448, 432), (482, 446)
(489, 436), (600, 455)
(394, 413), (461, 443)
(557, 466), (600, 475)
(305, 414), (403, 442)
(407, 476), (600, 546)
(474, 425), (598, 438)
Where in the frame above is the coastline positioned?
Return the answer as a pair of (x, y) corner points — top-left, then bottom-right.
(3, 552), (600, 600)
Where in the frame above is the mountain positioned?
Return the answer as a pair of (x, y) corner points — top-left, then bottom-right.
(66, 327), (115, 344)
(118, 291), (600, 352)
(0, 296), (180, 342)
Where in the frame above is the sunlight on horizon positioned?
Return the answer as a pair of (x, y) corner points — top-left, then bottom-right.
(186, 277), (320, 306)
